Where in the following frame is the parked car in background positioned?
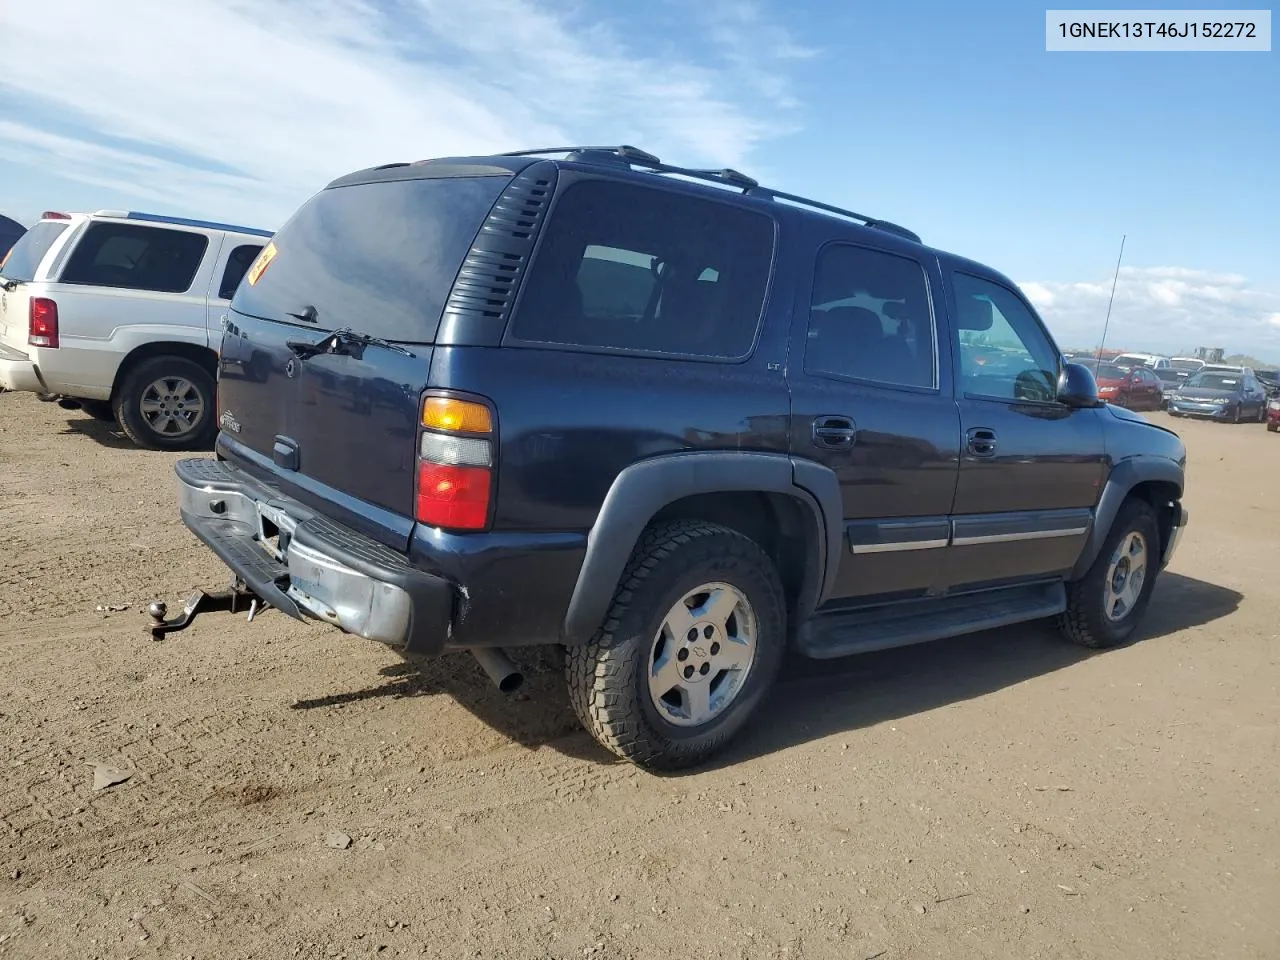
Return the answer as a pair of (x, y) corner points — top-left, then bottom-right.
(164, 144), (1188, 770)
(1267, 394), (1280, 432)
(1112, 352), (1172, 372)
(1167, 366), (1269, 422)
(1155, 368), (1182, 408)
(1254, 369), (1280, 398)
(1169, 356), (1206, 381)
(1090, 360), (1165, 410)
(0, 215), (24, 260)
(0, 210), (271, 449)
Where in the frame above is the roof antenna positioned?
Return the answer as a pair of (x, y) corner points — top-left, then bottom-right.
(1094, 234), (1126, 365)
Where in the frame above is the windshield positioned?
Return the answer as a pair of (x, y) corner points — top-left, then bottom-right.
(1112, 355), (1148, 366)
(1092, 362), (1132, 380)
(1184, 372), (1241, 390)
(0, 220), (68, 282)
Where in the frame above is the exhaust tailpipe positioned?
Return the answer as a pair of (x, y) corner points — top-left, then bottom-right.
(57, 398), (82, 410)
(471, 647), (524, 694)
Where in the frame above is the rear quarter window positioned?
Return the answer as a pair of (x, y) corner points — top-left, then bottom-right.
(218, 243), (264, 300)
(231, 175), (509, 343)
(59, 222), (209, 293)
(509, 179), (775, 360)
(0, 221), (69, 282)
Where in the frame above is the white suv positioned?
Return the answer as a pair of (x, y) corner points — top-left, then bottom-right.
(1111, 352), (1172, 372)
(0, 210), (272, 449)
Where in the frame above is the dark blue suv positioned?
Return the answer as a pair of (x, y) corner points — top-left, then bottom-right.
(170, 146), (1188, 769)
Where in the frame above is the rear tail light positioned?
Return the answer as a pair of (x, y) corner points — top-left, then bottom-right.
(415, 396), (494, 531)
(28, 298), (59, 348)
(40, 211), (72, 220)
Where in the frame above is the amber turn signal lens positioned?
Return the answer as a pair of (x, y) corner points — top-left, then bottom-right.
(421, 396), (492, 433)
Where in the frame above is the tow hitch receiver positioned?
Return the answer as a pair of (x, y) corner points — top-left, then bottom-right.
(146, 581), (264, 641)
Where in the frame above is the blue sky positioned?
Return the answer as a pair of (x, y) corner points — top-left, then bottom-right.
(1, 0), (1276, 357)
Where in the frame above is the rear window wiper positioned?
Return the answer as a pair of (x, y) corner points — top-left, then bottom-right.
(286, 327), (416, 360)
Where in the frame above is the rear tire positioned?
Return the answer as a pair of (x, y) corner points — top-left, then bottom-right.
(1058, 499), (1161, 649)
(113, 356), (217, 451)
(565, 520), (786, 770)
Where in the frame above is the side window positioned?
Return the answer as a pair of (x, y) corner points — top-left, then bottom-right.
(60, 223), (208, 293)
(510, 180), (774, 360)
(218, 244), (264, 300)
(952, 272), (1059, 402)
(805, 244), (936, 389)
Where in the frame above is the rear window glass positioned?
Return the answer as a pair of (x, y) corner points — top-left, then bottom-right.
(218, 244), (264, 300)
(510, 179), (774, 359)
(231, 176), (508, 342)
(60, 223), (208, 293)
(0, 221), (69, 282)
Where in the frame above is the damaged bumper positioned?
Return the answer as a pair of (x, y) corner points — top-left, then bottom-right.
(174, 457), (454, 654)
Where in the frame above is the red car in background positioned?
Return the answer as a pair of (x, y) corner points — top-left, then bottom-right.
(1085, 361), (1165, 411)
(1267, 395), (1280, 432)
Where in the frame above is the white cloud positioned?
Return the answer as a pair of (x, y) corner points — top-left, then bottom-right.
(0, 0), (807, 227)
(1022, 266), (1280, 362)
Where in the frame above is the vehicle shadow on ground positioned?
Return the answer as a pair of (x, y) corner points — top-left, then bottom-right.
(60, 415), (135, 450)
(702, 571), (1242, 773)
(60, 414), (216, 452)
(289, 645), (586, 749)
(286, 572), (1241, 769)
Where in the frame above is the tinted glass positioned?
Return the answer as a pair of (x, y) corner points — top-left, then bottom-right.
(60, 223), (208, 293)
(218, 244), (264, 300)
(952, 273), (1059, 402)
(511, 180), (774, 359)
(0, 221), (69, 282)
(806, 244), (936, 389)
(1170, 358), (1203, 372)
(1092, 362), (1130, 380)
(233, 175), (507, 342)
(1186, 372), (1242, 390)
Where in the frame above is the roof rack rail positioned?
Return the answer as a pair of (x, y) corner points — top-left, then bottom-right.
(498, 145), (921, 244)
(117, 211), (273, 239)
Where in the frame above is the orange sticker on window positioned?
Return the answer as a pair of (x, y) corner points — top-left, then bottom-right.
(246, 241), (277, 286)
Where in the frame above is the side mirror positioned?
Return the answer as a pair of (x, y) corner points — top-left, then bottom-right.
(1058, 361), (1103, 408)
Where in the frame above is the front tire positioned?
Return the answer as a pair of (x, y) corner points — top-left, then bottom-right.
(1058, 499), (1161, 649)
(565, 520), (786, 770)
(113, 356), (217, 451)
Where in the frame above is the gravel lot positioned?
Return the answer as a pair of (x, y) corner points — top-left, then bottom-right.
(1, 391), (1277, 960)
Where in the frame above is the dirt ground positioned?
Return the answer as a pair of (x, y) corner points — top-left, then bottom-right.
(0, 391), (1276, 960)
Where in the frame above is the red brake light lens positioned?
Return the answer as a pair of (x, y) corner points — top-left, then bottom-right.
(40, 211), (72, 220)
(414, 393), (496, 531)
(29, 298), (59, 348)
(416, 463), (491, 530)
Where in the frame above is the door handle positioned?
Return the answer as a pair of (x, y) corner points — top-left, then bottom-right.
(812, 415), (857, 449)
(966, 426), (998, 458)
